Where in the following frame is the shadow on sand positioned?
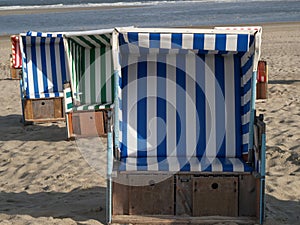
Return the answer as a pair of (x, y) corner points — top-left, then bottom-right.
(0, 187), (107, 224)
(0, 114), (67, 142)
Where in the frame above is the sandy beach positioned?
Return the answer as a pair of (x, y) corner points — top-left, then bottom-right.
(0, 22), (299, 225)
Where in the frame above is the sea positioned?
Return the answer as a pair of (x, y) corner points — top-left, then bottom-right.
(0, 0), (299, 35)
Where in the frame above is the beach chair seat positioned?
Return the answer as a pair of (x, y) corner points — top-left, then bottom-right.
(63, 29), (114, 139)
(20, 31), (69, 124)
(118, 156), (253, 172)
(107, 27), (266, 224)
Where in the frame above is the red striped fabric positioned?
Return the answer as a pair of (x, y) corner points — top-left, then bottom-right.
(11, 35), (22, 69)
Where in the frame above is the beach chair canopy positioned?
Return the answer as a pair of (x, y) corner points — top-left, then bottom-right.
(20, 31), (69, 99)
(114, 27), (261, 172)
(64, 29), (114, 111)
(11, 35), (22, 69)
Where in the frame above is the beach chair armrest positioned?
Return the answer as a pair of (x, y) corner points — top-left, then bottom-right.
(253, 113), (266, 175)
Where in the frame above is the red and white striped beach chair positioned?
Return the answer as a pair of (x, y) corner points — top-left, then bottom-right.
(10, 35), (22, 79)
(107, 27), (266, 224)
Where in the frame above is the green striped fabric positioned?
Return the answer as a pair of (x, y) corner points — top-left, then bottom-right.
(66, 33), (114, 107)
(63, 86), (73, 113)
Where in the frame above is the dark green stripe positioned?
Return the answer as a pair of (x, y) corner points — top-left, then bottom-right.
(89, 35), (106, 48)
(100, 47), (106, 103)
(110, 52), (114, 104)
(80, 46), (86, 102)
(66, 92), (72, 98)
(67, 102), (73, 109)
(101, 34), (111, 45)
(90, 48), (96, 103)
(77, 36), (95, 48)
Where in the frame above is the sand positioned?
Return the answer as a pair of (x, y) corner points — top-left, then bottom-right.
(0, 22), (299, 225)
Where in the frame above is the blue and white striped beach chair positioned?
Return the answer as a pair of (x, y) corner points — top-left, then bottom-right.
(107, 27), (266, 224)
(63, 29), (114, 139)
(20, 31), (69, 124)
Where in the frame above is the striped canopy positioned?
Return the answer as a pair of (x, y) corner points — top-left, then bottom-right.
(11, 35), (22, 69)
(114, 28), (260, 172)
(20, 31), (69, 99)
(64, 29), (114, 108)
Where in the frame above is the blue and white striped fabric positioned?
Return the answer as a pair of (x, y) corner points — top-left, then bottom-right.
(114, 29), (258, 172)
(20, 31), (68, 99)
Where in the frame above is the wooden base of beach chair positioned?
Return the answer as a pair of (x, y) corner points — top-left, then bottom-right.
(112, 173), (259, 224)
(10, 67), (21, 80)
(111, 215), (257, 224)
(23, 97), (65, 124)
(67, 110), (108, 139)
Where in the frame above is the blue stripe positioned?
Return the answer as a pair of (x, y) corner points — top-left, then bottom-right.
(243, 79), (252, 95)
(237, 34), (249, 52)
(219, 158), (233, 172)
(176, 54), (186, 156)
(242, 123), (249, 134)
(215, 34), (226, 51)
(127, 32), (139, 44)
(234, 55), (242, 157)
(137, 60), (147, 160)
(150, 33), (160, 48)
(171, 33), (182, 49)
(40, 38), (48, 95)
(242, 101), (251, 116)
(59, 38), (67, 84)
(200, 156), (212, 171)
(242, 55), (253, 75)
(157, 59), (167, 159)
(193, 34), (205, 50)
(30, 37), (40, 98)
(50, 38), (58, 94)
(196, 54), (206, 157)
(121, 64), (128, 158)
(179, 157), (190, 171)
(215, 55), (226, 157)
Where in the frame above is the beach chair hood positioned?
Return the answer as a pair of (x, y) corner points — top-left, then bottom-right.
(20, 31), (69, 99)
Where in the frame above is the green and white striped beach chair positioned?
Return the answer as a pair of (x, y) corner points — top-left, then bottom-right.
(63, 29), (114, 139)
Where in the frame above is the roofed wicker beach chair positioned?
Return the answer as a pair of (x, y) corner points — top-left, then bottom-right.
(63, 29), (114, 139)
(20, 31), (69, 124)
(10, 35), (22, 79)
(107, 27), (266, 224)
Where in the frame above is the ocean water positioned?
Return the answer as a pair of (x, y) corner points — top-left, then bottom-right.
(0, 0), (299, 35)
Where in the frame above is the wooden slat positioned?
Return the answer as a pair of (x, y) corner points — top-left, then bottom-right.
(24, 99), (33, 120)
(111, 215), (257, 224)
(54, 98), (63, 118)
(239, 175), (257, 217)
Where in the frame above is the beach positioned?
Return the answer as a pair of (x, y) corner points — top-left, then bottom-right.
(0, 22), (300, 225)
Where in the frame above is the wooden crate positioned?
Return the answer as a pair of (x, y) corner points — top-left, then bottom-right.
(192, 176), (238, 217)
(113, 174), (174, 216)
(68, 110), (107, 138)
(23, 97), (64, 123)
(112, 173), (259, 224)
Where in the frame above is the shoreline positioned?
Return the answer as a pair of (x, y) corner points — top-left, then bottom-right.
(0, 21), (299, 37)
(0, 4), (144, 16)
